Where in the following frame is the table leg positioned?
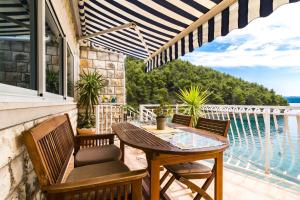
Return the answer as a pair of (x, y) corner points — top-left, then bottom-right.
(150, 159), (160, 200)
(215, 152), (223, 200)
(145, 153), (161, 200)
(120, 141), (125, 162)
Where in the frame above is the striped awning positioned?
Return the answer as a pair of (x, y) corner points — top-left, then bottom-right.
(0, 0), (30, 36)
(78, 0), (299, 72)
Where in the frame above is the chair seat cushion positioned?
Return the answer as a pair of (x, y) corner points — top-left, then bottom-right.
(66, 161), (131, 199)
(165, 162), (212, 178)
(66, 160), (129, 182)
(74, 144), (122, 167)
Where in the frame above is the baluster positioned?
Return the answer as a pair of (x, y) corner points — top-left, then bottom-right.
(297, 115), (300, 134)
(232, 111), (242, 146)
(283, 111), (295, 172)
(104, 105), (107, 134)
(226, 112), (236, 146)
(139, 105), (144, 122)
(239, 110), (249, 149)
(254, 112), (264, 161)
(110, 105), (113, 133)
(101, 105), (104, 134)
(96, 105), (100, 134)
(263, 108), (271, 174)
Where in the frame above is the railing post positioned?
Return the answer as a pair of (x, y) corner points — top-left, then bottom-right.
(139, 105), (144, 122)
(297, 115), (300, 135)
(95, 105), (100, 134)
(263, 108), (271, 174)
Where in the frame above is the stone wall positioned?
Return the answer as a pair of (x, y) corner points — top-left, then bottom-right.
(0, 40), (61, 90)
(0, 107), (77, 200)
(79, 46), (126, 103)
(0, 40), (31, 88)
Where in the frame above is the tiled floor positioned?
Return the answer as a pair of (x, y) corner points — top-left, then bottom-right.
(124, 146), (300, 200)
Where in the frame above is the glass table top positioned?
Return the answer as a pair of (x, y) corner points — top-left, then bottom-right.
(138, 124), (225, 150)
(155, 131), (225, 150)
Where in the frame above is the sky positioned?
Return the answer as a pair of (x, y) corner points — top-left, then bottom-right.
(181, 2), (300, 97)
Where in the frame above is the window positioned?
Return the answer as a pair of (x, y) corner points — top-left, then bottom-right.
(67, 45), (74, 97)
(0, 0), (36, 90)
(45, 3), (63, 95)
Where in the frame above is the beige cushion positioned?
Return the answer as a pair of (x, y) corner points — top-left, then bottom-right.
(66, 160), (129, 182)
(66, 161), (131, 199)
(166, 162), (212, 178)
(74, 144), (122, 167)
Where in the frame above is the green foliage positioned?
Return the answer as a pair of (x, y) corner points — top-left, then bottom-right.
(176, 85), (209, 125)
(46, 69), (59, 94)
(153, 103), (173, 118)
(125, 57), (288, 107)
(75, 70), (107, 128)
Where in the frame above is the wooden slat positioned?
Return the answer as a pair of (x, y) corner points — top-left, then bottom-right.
(172, 114), (192, 126)
(195, 117), (230, 137)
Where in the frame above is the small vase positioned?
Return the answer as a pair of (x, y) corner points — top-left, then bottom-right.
(156, 117), (166, 130)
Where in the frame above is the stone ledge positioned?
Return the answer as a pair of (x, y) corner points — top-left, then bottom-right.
(0, 104), (77, 130)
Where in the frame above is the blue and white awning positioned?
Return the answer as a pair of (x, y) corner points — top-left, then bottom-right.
(78, 0), (299, 72)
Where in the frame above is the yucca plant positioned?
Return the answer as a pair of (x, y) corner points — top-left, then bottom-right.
(76, 70), (107, 128)
(176, 85), (209, 126)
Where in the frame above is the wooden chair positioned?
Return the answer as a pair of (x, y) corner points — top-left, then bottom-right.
(23, 114), (147, 199)
(74, 133), (122, 167)
(172, 114), (192, 126)
(160, 117), (230, 200)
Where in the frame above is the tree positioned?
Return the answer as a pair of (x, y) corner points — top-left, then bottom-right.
(125, 57), (288, 107)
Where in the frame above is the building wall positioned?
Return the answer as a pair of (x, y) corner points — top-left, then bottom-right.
(0, 0), (80, 199)
(0, 106), (77, 199)
(79, 46), (126, 104)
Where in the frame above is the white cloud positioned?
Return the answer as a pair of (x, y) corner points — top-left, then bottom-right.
(182, 2), (300, 68)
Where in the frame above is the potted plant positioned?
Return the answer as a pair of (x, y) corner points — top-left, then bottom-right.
(154, 103), (172, 130)
(176, 85), (209, 126)
(76, 70), (107, 135)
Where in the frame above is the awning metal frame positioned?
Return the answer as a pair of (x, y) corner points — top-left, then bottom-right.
(78, 22), (151, 56)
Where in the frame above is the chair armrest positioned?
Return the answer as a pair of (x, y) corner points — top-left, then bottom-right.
(74, 134), (116, 154)
(42, 169), (147, 194)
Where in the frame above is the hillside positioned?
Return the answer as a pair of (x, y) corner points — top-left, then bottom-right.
(125, 57), (288, 107)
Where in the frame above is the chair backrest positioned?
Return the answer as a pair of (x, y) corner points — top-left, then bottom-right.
(172, 114), (192, 127)
(195, 117), (230, 137)
(23, 114), (74, 186)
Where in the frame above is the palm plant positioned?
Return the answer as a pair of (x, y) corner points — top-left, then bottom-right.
(76, 70), (107, 128)
(176, 85), (209, 126)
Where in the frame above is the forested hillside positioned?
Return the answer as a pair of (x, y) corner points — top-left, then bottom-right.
(125, 57), (288, 107)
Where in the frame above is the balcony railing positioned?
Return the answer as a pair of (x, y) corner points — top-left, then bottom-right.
(95, 103), (300, 184)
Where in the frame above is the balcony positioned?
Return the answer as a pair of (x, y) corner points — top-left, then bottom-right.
(1, 0), (300, 199)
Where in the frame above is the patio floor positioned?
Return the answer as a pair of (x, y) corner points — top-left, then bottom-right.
(123, 146), (300, 200)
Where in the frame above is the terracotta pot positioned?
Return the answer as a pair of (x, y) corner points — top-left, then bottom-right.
(77, 128), (96, 135)
(156, 117), (166, 130)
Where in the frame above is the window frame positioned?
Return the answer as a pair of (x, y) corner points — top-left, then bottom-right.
(66, 42), (75, 98)
(0, 0), (75, 103)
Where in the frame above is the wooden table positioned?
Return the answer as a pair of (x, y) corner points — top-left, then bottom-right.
(112, 122), (229, 200)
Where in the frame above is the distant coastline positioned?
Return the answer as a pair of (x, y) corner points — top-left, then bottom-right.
(285, 96), (300, 104)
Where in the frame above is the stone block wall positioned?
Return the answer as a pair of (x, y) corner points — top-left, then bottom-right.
(79, 46), (126, 104)
(0, 40), (60, 90)
(0, 40), (31, 88)
(0, 108), (77, 199)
